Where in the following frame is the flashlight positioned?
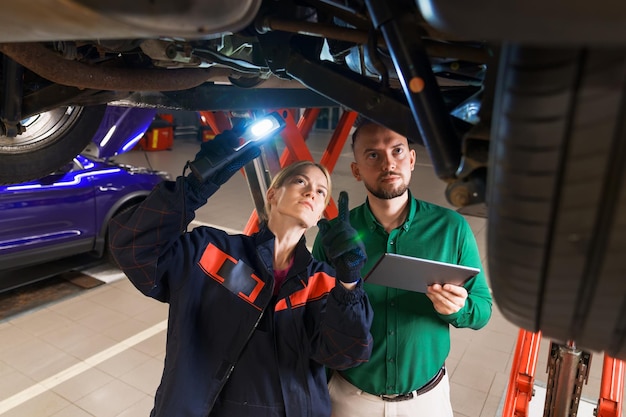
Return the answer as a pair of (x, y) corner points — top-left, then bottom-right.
(188, 112), (286, 182)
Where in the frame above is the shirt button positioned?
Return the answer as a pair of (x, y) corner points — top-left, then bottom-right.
(388, 330), (394, 335)
(390, 240), (394, 245)
(388, 357), (395, 363)
(390, 301), (395, 307)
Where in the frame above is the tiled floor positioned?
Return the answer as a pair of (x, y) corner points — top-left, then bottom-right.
(0, 131), (622, 416)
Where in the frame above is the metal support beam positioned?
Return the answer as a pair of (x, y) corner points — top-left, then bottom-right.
(502, 329), (542, 417)
(503, 332), (624, 417)
(284, 51), (423, 144)
(596, 356), (625, 417)
(116, 85), (338, 112)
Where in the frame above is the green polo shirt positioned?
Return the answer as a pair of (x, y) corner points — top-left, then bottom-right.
(312, 192), (492, 395)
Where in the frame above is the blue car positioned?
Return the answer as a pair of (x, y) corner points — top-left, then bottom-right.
(0, 106), (169, 289)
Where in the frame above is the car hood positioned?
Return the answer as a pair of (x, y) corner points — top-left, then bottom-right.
(86, 106), (157, 158)
(80, 155), (171, 181)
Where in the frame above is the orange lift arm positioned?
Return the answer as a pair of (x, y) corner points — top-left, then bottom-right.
(318, 110), (358, 179)
(503, 330), (625, 417)
(596, 355), (625, 417)
(502, 329), (542, 417)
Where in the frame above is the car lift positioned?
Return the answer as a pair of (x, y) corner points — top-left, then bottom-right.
(198, 107), (357, 234)
(199, 107), (625, 417)
(503, 329), (624, 417)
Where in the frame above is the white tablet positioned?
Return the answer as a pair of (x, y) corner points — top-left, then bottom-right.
(364, 253), (480, 293)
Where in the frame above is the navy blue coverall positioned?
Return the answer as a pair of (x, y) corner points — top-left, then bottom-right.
(108, 177), (373, 417)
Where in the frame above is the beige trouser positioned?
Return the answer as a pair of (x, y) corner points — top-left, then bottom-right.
(328, 371), (454, 417)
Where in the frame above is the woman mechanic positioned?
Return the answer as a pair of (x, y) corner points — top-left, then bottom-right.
(108, 129), (373, 417)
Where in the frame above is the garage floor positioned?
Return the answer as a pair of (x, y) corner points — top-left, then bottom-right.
(0, 132), (618, 417)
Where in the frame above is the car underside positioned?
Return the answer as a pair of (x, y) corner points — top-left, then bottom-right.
(0, 0), (625, 365)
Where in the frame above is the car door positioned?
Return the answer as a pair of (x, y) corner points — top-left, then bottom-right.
(0, 159), (97, 270)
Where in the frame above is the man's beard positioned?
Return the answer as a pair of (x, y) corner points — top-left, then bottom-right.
(364, 178), (409, 200)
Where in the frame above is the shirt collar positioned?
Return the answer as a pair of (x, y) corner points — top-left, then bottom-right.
(364, 190), (417, 232)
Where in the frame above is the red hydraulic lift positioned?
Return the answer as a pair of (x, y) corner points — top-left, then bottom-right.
(502, 329), (543, 417)
(597, 356), (625, 417)
(196, 108), (358, 235)
(502, 329), (624, 417)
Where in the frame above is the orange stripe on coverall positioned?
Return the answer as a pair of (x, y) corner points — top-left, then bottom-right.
(275, 272), (335, 312)
(198, 243), (265, 310)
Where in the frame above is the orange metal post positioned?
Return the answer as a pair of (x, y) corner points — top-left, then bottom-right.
(278, 108), (320, 162)
(297, 108), (322, 144)
(502, 329), (542, 417)
(596, 355), (625, 417)
(197, 111), (233, 138)
(319, 110), (358, 175)
(278, 107), (322, 166)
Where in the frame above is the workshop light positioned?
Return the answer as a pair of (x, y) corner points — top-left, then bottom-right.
(248, 118), (279, 141)
(189, 112), (286, 182)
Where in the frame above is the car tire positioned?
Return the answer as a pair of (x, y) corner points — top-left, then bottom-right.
(487, 46), (626, 358)
(0, 105), (108, 184)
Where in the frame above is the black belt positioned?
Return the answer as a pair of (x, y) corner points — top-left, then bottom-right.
(380, 367), (446, 402)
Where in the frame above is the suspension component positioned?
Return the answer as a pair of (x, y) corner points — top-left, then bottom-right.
(543, 341), (591, 417)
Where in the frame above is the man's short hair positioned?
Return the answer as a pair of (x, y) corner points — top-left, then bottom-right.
(351, 115), (379, 146)
(351, 115), (415, 146)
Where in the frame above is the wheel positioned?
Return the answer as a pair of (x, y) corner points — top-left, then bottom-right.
(487, 46), (626, 358)
(0, 105), (108, 184)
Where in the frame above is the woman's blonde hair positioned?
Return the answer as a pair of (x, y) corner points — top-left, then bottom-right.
(260, 160), (332, 222)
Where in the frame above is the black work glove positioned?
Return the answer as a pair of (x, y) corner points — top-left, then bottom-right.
(317, 191), (367, 283)
(189, 129), (261, 186)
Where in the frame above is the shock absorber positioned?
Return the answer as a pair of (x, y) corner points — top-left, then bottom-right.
(363, 0), (462, 181)
(543, 340), (591, 417)
(1, 54), (24, 138)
